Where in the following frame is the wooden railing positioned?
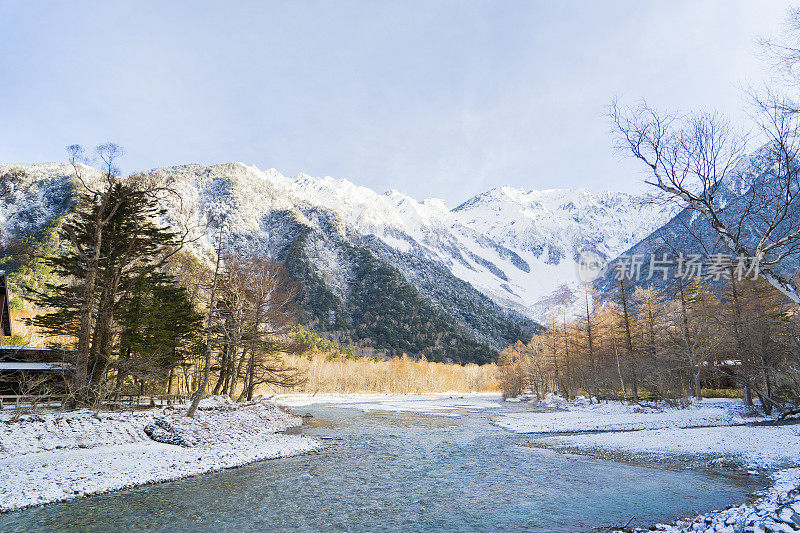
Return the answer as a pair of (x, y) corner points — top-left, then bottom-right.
(0, 394), (64, 410)
(106, 394), (189, 408)
(0, 393), (190, 410)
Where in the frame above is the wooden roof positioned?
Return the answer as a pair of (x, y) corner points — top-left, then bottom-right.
(0, 345), (71, 362)
(0, 361), (72, 371)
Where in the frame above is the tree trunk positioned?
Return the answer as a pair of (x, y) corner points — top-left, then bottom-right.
(551, 342), (560, 396)
(75, 258), (99, 391)
(761, 359), (774, 415)
(613, 336), (625, 395)
(727, 274), (753, 406)
(677, 280), (701, 400)
(212, 344), (228, 395)
(246, 349), (256, 401)
(88, 272), (122, 388)
(584, 290), (598, 402)
(187, 222), (224, 418)
(115, 345), (132, 392)
(619, 280), (638, 401)
(228, 345), (248, 396)
(693, 371), (702, 402)
(562, 313), (571, 399)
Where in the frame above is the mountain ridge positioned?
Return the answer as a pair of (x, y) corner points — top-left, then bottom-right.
(0, 160), (675, 361)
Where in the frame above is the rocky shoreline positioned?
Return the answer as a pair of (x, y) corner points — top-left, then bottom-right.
(622, 469), (800, 533)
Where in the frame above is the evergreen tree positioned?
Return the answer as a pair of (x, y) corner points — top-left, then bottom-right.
(31, 157), (187, 399)
(115, 273), (203, 393)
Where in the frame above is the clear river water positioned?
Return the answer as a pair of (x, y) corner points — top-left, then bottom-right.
(0, 403), (765, 532)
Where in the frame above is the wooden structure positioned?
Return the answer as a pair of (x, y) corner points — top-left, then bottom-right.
(0, 347), (75, 396)
(0, 272), (74, 395)
(0, 271), (10, 344)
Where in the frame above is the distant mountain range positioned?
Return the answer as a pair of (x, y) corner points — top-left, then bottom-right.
(594, 146), (800, 296)
(0, 162), (679, 362)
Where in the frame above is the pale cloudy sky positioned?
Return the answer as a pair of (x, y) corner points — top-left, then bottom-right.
(0, 1), (794, 205)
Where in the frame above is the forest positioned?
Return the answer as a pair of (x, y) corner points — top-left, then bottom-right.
(0, 148), (310, 412)
(498, 276), (799, 415)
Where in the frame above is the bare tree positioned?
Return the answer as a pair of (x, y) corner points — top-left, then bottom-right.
(187, 219), (225, 417)
(611, 99), (800, 305)
(234, 257), (305, 401)
(497, 343), (526, 399)
(609, 6), (800, 306)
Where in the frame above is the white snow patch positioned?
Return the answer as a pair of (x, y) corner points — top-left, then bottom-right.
(0, 397), (320, 511)
(274, 392), (503, 416)
(495, 396), (765, 433)
(546, 424), (800, 471)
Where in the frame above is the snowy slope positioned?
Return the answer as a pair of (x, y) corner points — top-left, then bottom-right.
(0, 162), (673, 324)
(449, 186), (673, 316)
(281, 174), (673, 318)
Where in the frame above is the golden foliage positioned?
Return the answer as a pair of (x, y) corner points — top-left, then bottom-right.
(256, 351), (499, 394)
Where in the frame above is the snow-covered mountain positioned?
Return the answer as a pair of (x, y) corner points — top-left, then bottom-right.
(0, 161), (674, 361)
(0, 162), (675, 317)
(277, 175), (675, 318)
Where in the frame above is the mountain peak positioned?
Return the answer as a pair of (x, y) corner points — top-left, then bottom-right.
(2, 161), (674, 321)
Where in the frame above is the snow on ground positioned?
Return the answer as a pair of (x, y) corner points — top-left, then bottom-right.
(546, 424), (800, 472)
(495, 395), (765, 433)
(5, 391), (798, 530)
(273, 392), (503, 415)
(0, 397), (320, 511)
(492, 394), (800, 532)
(635, 469), (800, 533)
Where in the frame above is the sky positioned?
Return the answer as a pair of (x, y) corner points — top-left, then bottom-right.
(0, 0), (795, 206)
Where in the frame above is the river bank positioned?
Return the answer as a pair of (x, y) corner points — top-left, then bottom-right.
(278, 392), (800, 532)
(0, 396), (320, 512)
(493, 394), (800, 532)
(0, 392), (794, 531)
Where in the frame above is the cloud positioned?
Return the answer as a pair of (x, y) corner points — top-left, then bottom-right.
(0, 0), (792, 205)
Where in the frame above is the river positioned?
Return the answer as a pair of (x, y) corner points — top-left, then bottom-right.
(0, 402), (764, 532)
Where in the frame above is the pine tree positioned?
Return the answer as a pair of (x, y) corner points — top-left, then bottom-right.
(31, 171), (186, 399)
(115, 273), (203, 394)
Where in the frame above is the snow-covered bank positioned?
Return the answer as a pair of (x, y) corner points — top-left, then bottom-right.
(274, 392), (503, 415)
(546, 423), (800, 471)
(0, 397), (320, 512)
(493, 395), (800, 532)
(495, 395), (797, 473)
(495, 396), (765, 433)
(633, 469), (800, 533)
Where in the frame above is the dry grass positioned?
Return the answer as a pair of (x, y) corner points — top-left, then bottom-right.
(6, 308), (50, 347)
(258, 352), (500, 395)
(7, 308), (499, 395)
